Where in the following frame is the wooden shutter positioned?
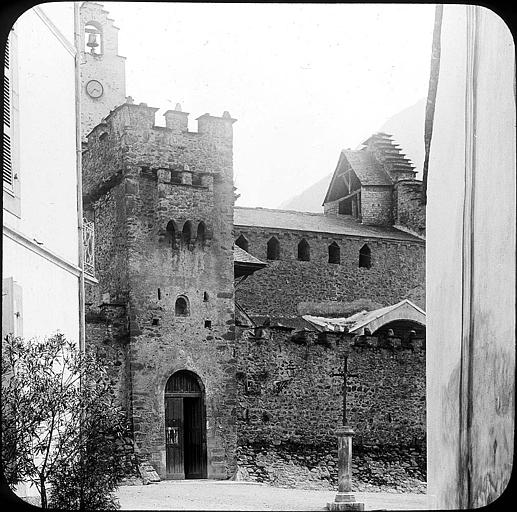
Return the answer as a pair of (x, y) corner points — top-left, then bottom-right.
(2, 278), (22, 340)
(3, 36), (13, 191)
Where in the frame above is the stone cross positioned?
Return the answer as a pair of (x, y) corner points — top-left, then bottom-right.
(332, 354), (357, 426)
(328, 352), (364, 511)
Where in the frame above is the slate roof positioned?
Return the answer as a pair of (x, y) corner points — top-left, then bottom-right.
(342, 150), (392, 186)
(233, 245), (265, 266)
(234, 207), (422, 243)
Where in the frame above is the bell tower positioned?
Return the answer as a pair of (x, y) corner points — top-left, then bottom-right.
(79, 1), (126, 141)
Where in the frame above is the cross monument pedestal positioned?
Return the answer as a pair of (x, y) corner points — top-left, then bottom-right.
(327, 426), (364, 511)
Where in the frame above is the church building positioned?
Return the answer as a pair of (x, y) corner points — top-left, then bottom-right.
(80, 1), (426, 483)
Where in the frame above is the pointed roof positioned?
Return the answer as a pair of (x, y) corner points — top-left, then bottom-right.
(323, 149), (392, 205)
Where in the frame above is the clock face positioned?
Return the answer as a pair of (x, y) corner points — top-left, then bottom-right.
(86, 79), (103, 98)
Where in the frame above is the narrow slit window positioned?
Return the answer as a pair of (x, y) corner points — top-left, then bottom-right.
(328, 242), (340, 264)
(297, 239), (310, 261)
(267, 237), (280, 260)
(182, 221), (192, 245)
(166, 220), (177, 250)
(359, 244), (371, 268)
(235, 234), (249, 252)
(196, 221), (206, 245)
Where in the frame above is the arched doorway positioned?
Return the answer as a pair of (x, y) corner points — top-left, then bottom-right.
(164, 370), (207, 479)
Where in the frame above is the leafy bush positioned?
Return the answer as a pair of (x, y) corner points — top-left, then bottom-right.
(1, 334), (132, 509)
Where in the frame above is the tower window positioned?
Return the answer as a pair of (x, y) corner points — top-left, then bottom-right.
(203, 292), (209, 302)
(235, 234), (249, 252)
(267, 237), (280, 260)
(166, 220), (177, 250)
(328, 242), (340, 264)
(196, 221), (206, 245)
(359, 244), (371, 268)
(175, 296), (190, 316)
(182, 221), (192, 245)
(84, 22), (103, 55)
(297, 239), (310, 261)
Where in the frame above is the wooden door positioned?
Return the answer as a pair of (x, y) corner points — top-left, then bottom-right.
(165, 397), (184, 479)
(165, 370), (207, 479)
(184, 397), (206, 478)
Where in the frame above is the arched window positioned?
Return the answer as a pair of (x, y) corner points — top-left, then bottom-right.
(235, 234), (249, 252)
(84, 22), (102, 55)
(359, 244), (371, 268)
(203, 291), (209, 302)
(166, 220), (177, 250)
(196, 221), (206, 244)
(328, 242), (340, 264)
(267, 237), (280, 260)
(298, 239), (310, 261)
(182, 221), (192, 245)
(175, 296), (190, 316)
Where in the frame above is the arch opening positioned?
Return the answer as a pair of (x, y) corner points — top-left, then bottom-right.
(235, 234), (249, 252)
(359, 244), (371, 268)
(175, 296), (190, 316)
(298, 239), (310, 261)
(182, 221), (192, 245)
(164, 370), (207, 479)
(166, 220), (177, 250)
(328, 242), (340, 264)
(84, 22), (103, 54)
(267, 237), (280, 260)
(196, 221), (206, 245)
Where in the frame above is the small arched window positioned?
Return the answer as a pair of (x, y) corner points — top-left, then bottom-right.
(359, 244), (371, 268)
(203, 291), (209, 302)
(328, 242), (340, 264)
(166, 220), (177, 250)
(298, 239), (310, 261)
(175, 296), (190, 316)
(267, 237), (280, 260)
(196, 221), (206, 244)
(84, 22), (102, 55)
(182, 221), (192, 245)
(235, 234), (249, 252)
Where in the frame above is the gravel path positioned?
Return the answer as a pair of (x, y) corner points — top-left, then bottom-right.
(115, 480), (428, 511)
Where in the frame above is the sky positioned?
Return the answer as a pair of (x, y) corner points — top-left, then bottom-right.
(106, 2), (436, 209)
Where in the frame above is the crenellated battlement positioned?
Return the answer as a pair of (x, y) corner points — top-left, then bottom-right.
(87, 101), (237, 142)
(82, 99), (237, 205)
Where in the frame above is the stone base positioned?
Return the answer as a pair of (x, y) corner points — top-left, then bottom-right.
(327, 492), (365, 511)
(327, 501), (365, 511)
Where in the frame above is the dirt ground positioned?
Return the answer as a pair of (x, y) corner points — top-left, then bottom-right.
(115, 480), (429, 511)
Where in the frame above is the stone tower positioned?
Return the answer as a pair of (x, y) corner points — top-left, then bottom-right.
(82, 102), (238, 479)
(79, 1), (126, 140)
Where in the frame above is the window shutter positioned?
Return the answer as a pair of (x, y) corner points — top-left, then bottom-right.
(3, 35), (13, 191)
(2, 278), (23, 340)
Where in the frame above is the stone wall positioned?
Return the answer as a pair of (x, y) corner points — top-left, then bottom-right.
(234, 228), (425, 316)
(234, 326), (426, 490)
(360, 186), (393, 226)
(394, 181), (426, 238)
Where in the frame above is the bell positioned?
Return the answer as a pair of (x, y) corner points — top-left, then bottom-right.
(87, 32), (99, 50)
